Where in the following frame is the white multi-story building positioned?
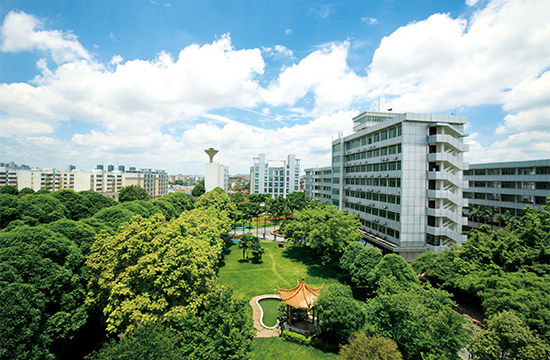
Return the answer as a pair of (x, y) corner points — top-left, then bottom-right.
(205, 163), (229, 193)
(250, 154), (300, 198)
(305, 111), (469, 261)
(304, 167), (332, 202)
(463, 160), (550, 221)
(3, 167), (167, 200)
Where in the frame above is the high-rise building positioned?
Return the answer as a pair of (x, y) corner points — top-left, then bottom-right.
(107, 164), (115, 172)
(250, 154), (300, 198)
(306, 111), (469, 261)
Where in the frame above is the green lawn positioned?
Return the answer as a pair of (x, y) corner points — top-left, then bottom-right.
(250, 338), (340, 360)
(218, 241), (342, 301)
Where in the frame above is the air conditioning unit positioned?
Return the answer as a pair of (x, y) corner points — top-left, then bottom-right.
(385, 174), (389, 177)
(377, 174), (381, 177)
(382, 206), (387, 209)
(394, 156), (398, 160)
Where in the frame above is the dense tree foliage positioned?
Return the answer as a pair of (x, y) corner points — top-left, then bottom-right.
(18, 187), (35, 196)
(469, 311), (550, 360)
(315, 283), (366, 343)
(195, 189), (237, 221)
(0, 184), (18, 195)
(340, 334), (403, 360)
(340, 242), (383, 286)
(367, 254), (419, 290)
(50, 189), (93, 220)
(155, 192), (194, 215)
(86, 209), (229, 334)
(16, 193), (69, 225)
(282, 203), (362, 270)
(0, 225), (88, 359)
(118, 184), (150, 202)
(79, 190), (117, 214)
(191, 179), (205, 197)
(365, 279), (470, 360)
(412, 201), (550, 342)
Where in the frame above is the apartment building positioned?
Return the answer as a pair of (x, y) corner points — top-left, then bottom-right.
(463, 160), (550, 221)
(2, 167), (168, 200)
(304, 167), (332, 202)
(250, 154), (300, 198)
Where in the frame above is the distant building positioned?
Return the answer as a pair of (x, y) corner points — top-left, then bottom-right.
(463, 159), (550, 224)
(304, 167), (332, 202)
(107, 164), (115, 172)
(204, 148), (229, 193)
(250, 153), (300, 198)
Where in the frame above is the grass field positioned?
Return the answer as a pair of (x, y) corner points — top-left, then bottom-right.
(250, 338), (340, 360)
(218, 240), (342, 301)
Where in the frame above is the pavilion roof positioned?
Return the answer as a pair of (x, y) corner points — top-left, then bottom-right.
(276, 277), (324, 310)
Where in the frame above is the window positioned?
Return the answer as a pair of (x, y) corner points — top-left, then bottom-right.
(518, 168), (532, 175)
(487, 181), (498, 188)
(464, 170), (473, 176)
(536, 167), (550, 175)
(474, 181), (486, 187)
(487, 193), (500, 200)
(474, 169), (486, 176)
(536, 182), (549, 190)
(333, 155), (340, 163)
(463, 192), (474, 199)
(500, 194), (515, 202)
(333, 143), (341, 152)
(517, 195), (533, 203)
(474, 193), (486, 199)
(502, 168), (516, 175)
(487, 169), (500, 175)
(518, 182), (533, 189)
(333, 167), (340, 173)
(389, 126), (397, 138)
(501, 182), (516, 189)
(380, 130), (388, 141)
(397, 124), (402, 136)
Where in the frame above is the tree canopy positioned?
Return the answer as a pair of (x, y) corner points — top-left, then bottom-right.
(340, 334), (403, 360)
(191, 180), (206, 197)
(282, 203), (362, 270)
(340, 242), (383, 286)
(315, 283), (366, 343)
(195, 189), (237, 222)
(118, 185), (150, 202)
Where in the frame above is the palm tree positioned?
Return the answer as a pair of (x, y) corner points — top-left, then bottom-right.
(481, 206), (497, 231)
(468, 205), (483, 228)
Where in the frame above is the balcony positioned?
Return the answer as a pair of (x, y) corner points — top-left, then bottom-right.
(427, 134), (469, 152)
(427, 153), (464, 170)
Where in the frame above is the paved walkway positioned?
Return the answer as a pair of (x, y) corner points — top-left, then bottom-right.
(231, 226), (286, 242)
(249, 294), (281, 338)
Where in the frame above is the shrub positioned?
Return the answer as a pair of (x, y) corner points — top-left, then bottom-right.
(282, 330), (312, 345)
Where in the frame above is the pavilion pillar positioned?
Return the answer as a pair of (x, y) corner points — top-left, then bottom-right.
(287, 305), (292, 326)
(305, 309), (308, 331)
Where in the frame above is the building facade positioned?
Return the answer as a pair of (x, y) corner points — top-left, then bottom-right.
(463, 160), (550, 222)
(205, 163), (229, 193)
(2, 167), (168, 200)
(250, 154), (301, 198)
(304, 167), (332, 202)
(308, 111), (470, 261)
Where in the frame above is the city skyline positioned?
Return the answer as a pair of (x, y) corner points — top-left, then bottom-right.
(1, 0), (549, 175)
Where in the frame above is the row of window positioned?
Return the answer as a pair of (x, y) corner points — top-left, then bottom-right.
(345, 202), (401, 222)
(345, 190), (401, 204)
(344, 124), (403, 150)
(468, 181), (549, 189)
(345, 161), (402, 173)
(345, 177), (402, 187)
(464, 167), (549, 176)
(464, 193), (546, 204)
(345, 144), (402, 161)
(359, 218), (400, 240)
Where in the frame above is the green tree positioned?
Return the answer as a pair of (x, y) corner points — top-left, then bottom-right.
(192, 180), (206, 197)
(16, 194), (69, 224)
(315, 283), (366, 343)
(36, 188), (51, 194)
(282, 204), (362, 272)
(239, 232), (253, 260)
(341, 333), (403, 360)
(18, 187), (35, 196)
(0, 193), (18, 229)
(118, 185), (150, 202)
(170, 286), (255, 359)
(0, 184), (18, 195)
(46, 218), (98, 255)
(86, 214), (219, 334)
(365, 281), (470, 360)
(367, 253), (419, 291)
(0, 225), (88, 359)
(340, 242), (383, 286)
(88, 323), (184, 360)
(195, 189), (237, 222)
(50, 189), (93, 220)
(156, 192), (194, 215)
(469, 311), (550, 360)
(79, 190), (117, 215)
(91, 206), (136, 233)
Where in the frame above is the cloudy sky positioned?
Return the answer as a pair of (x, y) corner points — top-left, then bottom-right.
(1, 0), (549, 175)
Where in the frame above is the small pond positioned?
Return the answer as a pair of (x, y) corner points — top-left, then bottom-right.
(258, 298), (281, 328)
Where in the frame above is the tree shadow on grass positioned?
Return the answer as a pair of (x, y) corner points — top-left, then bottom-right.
(281, 245), (342, 281)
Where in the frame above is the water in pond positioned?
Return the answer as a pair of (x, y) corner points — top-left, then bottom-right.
(259, 298), (281, 327)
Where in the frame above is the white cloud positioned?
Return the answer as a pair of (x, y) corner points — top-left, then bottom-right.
(361, 17), (378, 25)
(1, 11), (91, 64)
(466, 0), (481, 6)
(285, 29), (293, 35)
(265, 42), (368, 114)
(466, 131), (550, 164)
(274, 45), (293, 58)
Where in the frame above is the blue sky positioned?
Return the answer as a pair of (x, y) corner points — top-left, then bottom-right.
(1, 0), (549, 175)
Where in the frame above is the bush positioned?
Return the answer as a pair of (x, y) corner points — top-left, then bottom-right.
(282, 330), (312, 345)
